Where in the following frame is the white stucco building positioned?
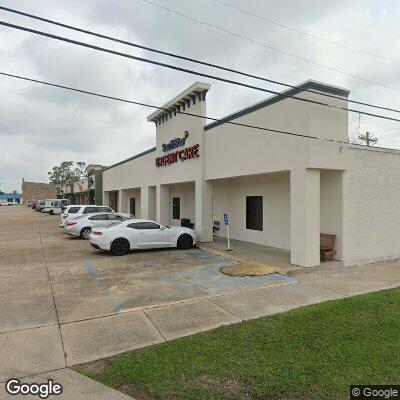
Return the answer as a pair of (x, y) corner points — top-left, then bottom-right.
(103, 80), (400, 268)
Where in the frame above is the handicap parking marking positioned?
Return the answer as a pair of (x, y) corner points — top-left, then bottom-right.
(84, 261), (123, 314)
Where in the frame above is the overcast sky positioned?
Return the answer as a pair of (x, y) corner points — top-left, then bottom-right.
(1, 0), (400, 192)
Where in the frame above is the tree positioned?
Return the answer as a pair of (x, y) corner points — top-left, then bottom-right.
(48, 161), (87, 186)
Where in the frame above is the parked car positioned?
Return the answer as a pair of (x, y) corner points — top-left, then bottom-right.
(65, 212), (134, 239)
(59, 205), (114, 228)
(89, 219), (196, 256)
(0, 201), (17, 206)
(35, 200), (46, 212)
(28, 200), (38, 208)
(43, 199), (70, 215)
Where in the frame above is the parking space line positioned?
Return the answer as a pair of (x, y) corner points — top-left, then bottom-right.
(84, 261), (123, 314)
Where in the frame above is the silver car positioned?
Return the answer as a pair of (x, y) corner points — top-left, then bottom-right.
(35, 200), (46, 212)
(64, 212), (134, 239)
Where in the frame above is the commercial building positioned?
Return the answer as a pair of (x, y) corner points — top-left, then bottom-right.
(0, 192), (21, 204)
(102, 80), (400, 268)
(61, 164), (106, 205)
(21, 179), (58, 205)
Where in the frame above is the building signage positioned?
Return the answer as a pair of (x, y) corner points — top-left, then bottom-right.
(162, 130), (189, 152)
(156, 130), (199, 167)
(156, 144), (199, 167)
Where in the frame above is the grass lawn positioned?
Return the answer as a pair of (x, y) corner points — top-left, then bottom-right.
(75, 288), (400, 400)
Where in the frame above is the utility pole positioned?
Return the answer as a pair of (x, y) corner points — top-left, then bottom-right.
(358, 131), (378, 147)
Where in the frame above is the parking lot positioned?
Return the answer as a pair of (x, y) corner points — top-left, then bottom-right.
(0, 206), (294, 378)
(3, 205), (400, 392)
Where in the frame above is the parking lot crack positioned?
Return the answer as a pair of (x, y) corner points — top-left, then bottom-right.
(142, 309), (167, 342)
(38, 228), (68, 367)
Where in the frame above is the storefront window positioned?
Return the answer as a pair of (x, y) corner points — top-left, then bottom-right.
(246, 196), (263, 231)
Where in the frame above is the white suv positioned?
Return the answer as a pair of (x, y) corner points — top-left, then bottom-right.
(59, 205), (114, 227)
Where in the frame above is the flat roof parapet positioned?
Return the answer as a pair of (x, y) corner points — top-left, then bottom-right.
(205, 80), (350, 131)
(147, 82), (210, 126)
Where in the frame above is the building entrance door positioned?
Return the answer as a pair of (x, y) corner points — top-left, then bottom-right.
(129, 197), (136, 216)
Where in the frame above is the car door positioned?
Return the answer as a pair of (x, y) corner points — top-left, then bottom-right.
(130, 222), (170, 248)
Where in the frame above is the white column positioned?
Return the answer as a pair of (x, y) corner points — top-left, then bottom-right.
(195, 179), (213, 242)
(156, 184), (170, 226)
(118, 189), (123, 213)
(148, 186), (156, 221)
(290, 168), (320, 267)
(140, 186), (149, 219)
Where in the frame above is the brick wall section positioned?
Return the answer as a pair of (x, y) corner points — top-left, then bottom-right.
(343, 147), (400, 265)
(21, 180), (58, 205)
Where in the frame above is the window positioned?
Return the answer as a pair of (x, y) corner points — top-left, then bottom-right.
(98, 207), (113, 212)
(129, 198), (136, 216)
(128, 222), (160, 230)
(105, 222), (121, 228)
(68, 207), (81, 214)
(172, 197), (180, 220)
(107, 214), (123, 220)
(246, 196), (263, 231)
(83, 207), (98, 214)
(89, 214), (109, 220)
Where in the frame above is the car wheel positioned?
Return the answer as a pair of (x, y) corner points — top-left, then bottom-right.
(80, 227), (91, 239)
(49, 210), (54, 215)
(110, 238), (130, 256)
(177, 234), (193, 250)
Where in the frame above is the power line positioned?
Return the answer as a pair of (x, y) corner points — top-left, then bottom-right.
(0, 70), (343, 143)
(213, 0), (400, 64)
(138, 0), (400, 93)
(1, 21), (400, 124)
(0, 5), (399, 115)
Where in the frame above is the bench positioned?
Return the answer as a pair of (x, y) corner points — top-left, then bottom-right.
(320, 233), (336, 262)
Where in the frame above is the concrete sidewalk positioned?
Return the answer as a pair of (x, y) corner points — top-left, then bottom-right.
(1, 261), (399, 398)
(1, 207), (400, 399)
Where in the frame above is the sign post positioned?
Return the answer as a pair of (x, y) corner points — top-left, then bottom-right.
(223, 213), (232, 251)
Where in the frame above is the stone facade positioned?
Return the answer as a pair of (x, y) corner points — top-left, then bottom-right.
(21, 179), (58, 205)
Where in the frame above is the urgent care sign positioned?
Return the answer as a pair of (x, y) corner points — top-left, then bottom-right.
(155, 144), (199, 167)
(155, 131), (199, 167)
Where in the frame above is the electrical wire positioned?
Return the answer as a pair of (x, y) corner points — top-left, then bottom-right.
(213, 0), (400, 63)
(0, 70), (348, 143)
(0, 5), (399, 114)
(138, 0), (400, 92)
(1, 20), (400, 124)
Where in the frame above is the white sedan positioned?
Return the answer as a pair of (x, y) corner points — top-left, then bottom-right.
(65, 212), (133, 239)
(89, 219), (197, 256)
